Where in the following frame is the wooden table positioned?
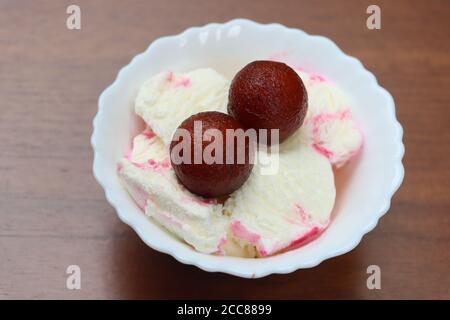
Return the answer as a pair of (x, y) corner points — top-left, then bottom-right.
(1, 0), (449, 299)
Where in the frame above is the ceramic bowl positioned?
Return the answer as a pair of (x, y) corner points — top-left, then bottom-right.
(92, 19), (404, 278)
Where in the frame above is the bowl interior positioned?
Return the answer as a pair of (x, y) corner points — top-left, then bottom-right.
(95, 21), (402, 277)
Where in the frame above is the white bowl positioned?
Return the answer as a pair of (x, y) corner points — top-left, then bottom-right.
(92, 19), (404, 278)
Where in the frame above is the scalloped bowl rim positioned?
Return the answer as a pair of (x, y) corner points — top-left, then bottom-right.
(91, 19), (404, 278)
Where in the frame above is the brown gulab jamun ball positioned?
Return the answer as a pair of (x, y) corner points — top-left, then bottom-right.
(170, 111), (254, 198)
(228, 60), (308, 144)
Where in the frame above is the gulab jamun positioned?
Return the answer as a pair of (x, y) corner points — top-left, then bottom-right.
(170, 111), (254, 198)
(228, 60), (308, 144)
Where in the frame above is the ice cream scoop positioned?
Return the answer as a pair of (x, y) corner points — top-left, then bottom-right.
(288, 70), (364, 167)
(135, 68), (229, 145)
(118, 129), (229, 254)
(223, 143), (335, 256)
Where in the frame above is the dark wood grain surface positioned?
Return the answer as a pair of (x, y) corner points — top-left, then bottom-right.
(0, 0), (449, 299)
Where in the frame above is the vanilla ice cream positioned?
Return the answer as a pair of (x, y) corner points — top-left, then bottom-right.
(293, 69), (364, 167)
(118, 66), (363, 257)
(135, 68), (229, 145)
(118, 129), (229, 254)
(223, 144), (335, 256)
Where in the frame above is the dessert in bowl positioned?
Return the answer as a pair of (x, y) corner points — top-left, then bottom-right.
(92, 19), (404, 277)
